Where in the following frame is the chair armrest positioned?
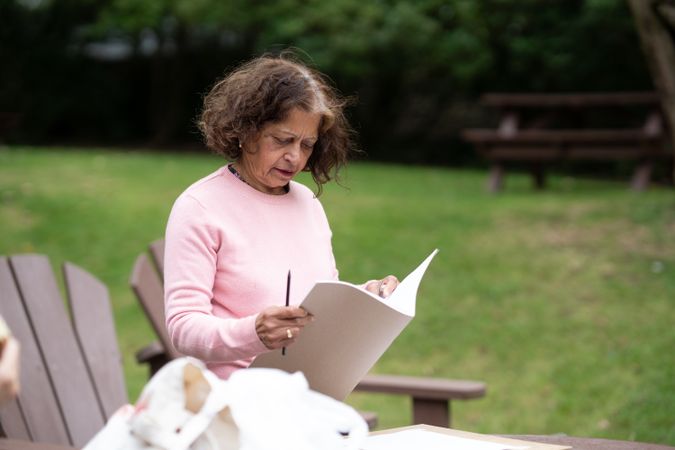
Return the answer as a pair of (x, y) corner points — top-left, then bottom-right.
(135, 340), (171, 377)
(354, 374), (486, 427)
(355, 374), (486, 400)
(359, 411), (378, 431)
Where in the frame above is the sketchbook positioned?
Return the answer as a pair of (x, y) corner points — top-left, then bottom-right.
(251, 249), (439, 400)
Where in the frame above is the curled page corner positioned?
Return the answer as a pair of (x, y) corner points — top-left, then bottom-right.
(386, 248), (439, 317)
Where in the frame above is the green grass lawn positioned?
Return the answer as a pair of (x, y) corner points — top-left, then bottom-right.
(1, 146), (674, 445)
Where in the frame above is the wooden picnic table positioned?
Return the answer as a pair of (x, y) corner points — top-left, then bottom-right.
(480, 92), (661, 107)
(0, 112), (22, 142)
(3, 428), (674, 449)
(462, 91), (671, 192)
(3, 433), (674, 450)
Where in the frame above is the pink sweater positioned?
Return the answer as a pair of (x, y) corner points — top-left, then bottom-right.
(164, 165), (338, 379)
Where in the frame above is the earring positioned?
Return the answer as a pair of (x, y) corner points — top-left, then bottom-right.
(238, 141), (242, 149)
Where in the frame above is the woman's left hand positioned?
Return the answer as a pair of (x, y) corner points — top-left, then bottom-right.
(364, 275), (399, 298)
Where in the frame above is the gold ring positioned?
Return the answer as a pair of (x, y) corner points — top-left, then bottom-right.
(286, 328), (293, 339)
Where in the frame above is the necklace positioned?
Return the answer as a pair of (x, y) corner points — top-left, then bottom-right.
(228, 163), (290, 194)
(228, 163), (247, 183)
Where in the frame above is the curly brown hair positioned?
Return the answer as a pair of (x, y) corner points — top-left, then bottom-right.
(198, 53), (356, 195)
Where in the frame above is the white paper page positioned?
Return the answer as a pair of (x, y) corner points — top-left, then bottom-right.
(385, 249), (439, 316)
(357, 429), (529, 450)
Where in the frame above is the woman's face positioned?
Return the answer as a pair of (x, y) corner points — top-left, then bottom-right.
(238, 107), (320, 195)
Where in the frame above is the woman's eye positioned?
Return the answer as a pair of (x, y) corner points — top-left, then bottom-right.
(302, 142), (315, 150)
(273, 136), (290, 145)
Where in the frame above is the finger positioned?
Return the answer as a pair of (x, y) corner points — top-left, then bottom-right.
(256, 313), (312, 348)
(264, 327), (297, 350)
(379, 275), (400, 298)
(289, 314), (314, 326)
(364, 280), (380, 296)
(282, 327), (302, 345)
(258, 332), (274, 349)
(272, 306), (311, 319)
(257, 306), (307, 329)
(264, 314), (313, 332)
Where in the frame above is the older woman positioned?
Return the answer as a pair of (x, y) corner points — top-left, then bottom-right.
(164, 54), (398, 380)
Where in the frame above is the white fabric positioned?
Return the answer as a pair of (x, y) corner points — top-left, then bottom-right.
(84, 358), (366, 450)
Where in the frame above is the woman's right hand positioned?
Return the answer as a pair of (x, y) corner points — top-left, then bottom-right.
(255, 306), (314, 350)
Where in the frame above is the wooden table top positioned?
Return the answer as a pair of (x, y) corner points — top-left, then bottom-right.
(2, 432), (674, 450)
(509, 434), (675, 450)
(369, 424), (675, 450)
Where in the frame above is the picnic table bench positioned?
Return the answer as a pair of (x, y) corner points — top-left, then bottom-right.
(0, 113), (22, 142)
(461, 92), (671, 192)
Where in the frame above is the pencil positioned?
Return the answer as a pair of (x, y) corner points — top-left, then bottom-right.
(282, 270), (291, 356)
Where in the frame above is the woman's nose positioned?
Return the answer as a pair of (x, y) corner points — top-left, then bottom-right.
(284, 142), (301, 161)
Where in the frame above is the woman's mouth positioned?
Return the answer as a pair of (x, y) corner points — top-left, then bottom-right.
(275, 168), (295, 178)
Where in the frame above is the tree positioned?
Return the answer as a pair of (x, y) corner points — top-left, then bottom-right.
(629, 0), (675, 167)
(1, 0), (654, 163)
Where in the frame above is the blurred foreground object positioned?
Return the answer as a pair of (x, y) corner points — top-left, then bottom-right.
(84, 358), (368, 450)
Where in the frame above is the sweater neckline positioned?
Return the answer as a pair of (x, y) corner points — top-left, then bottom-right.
(227, 163), (290, 195)
(220, 165), (300, 205)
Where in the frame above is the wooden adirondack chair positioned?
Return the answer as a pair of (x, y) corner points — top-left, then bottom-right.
(131, 239), (486, 428)
(0, 254), (127, 449)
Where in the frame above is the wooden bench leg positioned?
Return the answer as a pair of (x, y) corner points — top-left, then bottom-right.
(631, 161), (652, 191)
(412, 398), (450, 428)
(359, 411), (379, 431)
(531, 164), (546, 190)
(487, 164), (504, 193)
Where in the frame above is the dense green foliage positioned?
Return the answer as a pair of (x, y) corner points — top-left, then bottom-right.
(1, 0), (651, 162)
(1, 147), (673, 444)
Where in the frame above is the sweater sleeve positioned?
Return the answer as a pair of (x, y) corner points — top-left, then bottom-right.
(163, 194), (268, 362)
(312, 196), (340, 281)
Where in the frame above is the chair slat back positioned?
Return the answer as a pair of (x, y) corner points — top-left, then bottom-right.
(2, 255), (108, 448)
(0, 257), (70, 445)
(64, 262), (128, 418)
(130, 253), (179, 359)
(0, 401), (31, 441)
(148, 239), (165, 280)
